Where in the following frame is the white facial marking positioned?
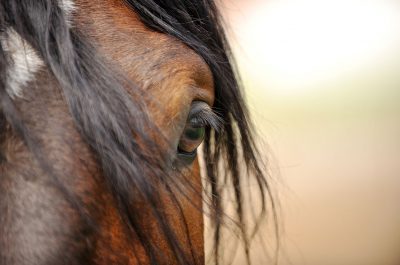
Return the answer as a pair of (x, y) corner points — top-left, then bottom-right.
(1, 29), (44, 98)
(2, 0), (76, 98)
(58, 0), (75, 26)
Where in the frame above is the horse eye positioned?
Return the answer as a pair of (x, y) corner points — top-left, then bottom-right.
(177, 120), (205, 162)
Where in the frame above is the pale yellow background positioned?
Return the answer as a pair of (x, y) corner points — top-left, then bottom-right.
(220, 0), (400, 264)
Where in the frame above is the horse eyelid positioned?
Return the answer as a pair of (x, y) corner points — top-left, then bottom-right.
(188, 102), (223, 132)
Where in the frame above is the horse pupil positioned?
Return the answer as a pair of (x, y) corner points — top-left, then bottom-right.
(185, 126), (204, 141)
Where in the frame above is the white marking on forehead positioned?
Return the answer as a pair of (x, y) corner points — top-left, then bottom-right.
(1, 29), (44, 98)
(2, 0), (75, 98)
(58, 0), (75, 26)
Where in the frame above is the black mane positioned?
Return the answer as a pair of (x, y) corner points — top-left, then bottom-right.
(0, 1), (276, 264)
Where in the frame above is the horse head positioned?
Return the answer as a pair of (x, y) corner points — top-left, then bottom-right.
(0, 1), (273, 264)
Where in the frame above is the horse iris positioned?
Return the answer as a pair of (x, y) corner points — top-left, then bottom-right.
(184, 125), (205, 141)
(177, 101), (220, 163)
(178, 122), (205, 155)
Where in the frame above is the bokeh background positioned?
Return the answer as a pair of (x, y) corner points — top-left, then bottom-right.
(219, 0), (400, 264)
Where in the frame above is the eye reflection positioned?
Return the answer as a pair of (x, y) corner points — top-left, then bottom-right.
(176, 101), (221, 164)
(177, 122), (205, 154)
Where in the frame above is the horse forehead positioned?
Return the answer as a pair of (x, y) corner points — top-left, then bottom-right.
(75, 0), (214, 89)
(3, 0), (214, 99)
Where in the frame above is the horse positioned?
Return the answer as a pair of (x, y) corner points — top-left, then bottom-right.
(0, 0), (274, 264)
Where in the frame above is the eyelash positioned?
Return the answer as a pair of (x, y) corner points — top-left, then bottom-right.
(187, 104), (223, 132)
(176, 102), (223, 163)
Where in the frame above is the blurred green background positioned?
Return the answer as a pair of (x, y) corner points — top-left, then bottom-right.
(220, 0), (400, 264)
